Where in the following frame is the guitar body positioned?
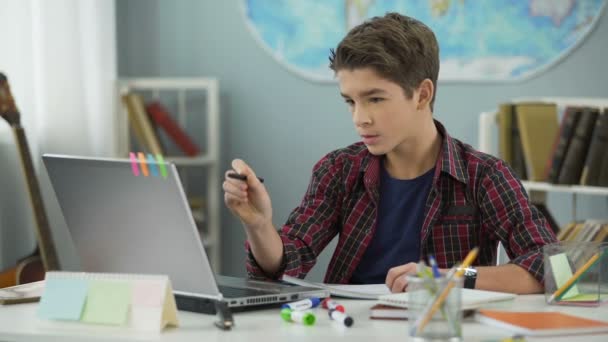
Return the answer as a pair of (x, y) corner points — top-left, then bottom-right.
(0, 72), (60, 288)
(0, 255), (44, 288)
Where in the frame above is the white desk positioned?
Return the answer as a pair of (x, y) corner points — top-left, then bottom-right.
(1, 295), (607, 341)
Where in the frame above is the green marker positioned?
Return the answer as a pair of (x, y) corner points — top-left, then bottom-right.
(280, 308), (315, 326)
(155, 154), (168, 178)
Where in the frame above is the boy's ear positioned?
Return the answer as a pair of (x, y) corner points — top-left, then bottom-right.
(416, 79), (434, 110)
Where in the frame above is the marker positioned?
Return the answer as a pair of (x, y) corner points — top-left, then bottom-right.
(328, 309), (354, 327)
(281, 297), (321, 311)
(321, 298), (345, 313)
(428, 255), (441, 278)
(227, 172), (265, 183)
(280, 308), (316, 325)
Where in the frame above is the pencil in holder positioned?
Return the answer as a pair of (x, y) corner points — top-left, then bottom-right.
(544, 242), (608, 306)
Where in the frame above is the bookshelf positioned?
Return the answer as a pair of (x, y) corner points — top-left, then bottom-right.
(479, 97), (608, 215)
(479, 97), (608, 265)
(115, 77), (221, 272)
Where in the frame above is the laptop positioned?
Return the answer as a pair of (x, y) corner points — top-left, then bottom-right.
(42, 154), (328, 314)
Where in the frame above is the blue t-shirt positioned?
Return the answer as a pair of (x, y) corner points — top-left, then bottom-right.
(350, 164), (434, 284)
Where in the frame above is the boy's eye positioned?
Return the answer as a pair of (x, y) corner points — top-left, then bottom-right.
(370, 97), (384, 103)
(344, 99), (354, 106)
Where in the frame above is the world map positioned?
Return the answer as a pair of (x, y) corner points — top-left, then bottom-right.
(241, 0), (606, 82)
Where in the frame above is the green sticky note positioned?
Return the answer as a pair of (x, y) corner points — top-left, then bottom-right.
(550, 253), (580, 299)
(37, 278), (88, 321)
(81, 280), (131, 325)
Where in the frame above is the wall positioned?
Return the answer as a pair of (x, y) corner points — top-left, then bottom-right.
(117, 0), (608, 281)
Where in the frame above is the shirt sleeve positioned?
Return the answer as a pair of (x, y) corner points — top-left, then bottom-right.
(245, 152), (344, 280)
(477, 160), (558, 284)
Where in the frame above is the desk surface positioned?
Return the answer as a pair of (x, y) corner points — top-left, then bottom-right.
(1, 295), (607, 341)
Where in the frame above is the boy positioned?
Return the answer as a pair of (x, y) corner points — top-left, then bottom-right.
(223, 13), (557, 294)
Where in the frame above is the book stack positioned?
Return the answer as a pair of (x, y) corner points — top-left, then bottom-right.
(498, 103), (608, 186)
(557, 220), (608, 243)
(121, 93), (201, 157)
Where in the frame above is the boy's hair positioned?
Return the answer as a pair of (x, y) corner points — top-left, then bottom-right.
(329, 12), (439, 111)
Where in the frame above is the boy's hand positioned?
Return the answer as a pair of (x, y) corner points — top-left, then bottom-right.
(223, 159), (272, 231)
(385, 262), (419, 292)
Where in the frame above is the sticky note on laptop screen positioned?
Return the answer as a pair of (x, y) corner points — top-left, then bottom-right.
(81, 280), (132, 325)
(38, 278), (88, 321)
(549, 253), (580, 299)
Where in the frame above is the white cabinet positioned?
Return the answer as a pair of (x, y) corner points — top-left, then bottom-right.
(116, 77), (221, 271)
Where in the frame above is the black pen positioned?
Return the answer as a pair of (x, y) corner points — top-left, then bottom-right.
(227, 172), (265, 183)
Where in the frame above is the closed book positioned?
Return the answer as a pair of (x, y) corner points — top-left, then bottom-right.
(593, 224), (608, 242)
(596, 109), (608, 186)
(497, 103), (514, 166)
(509, 104), (528, 180)
(515, 103), (559, 181)
(476, 310), (608, 336)
(557, 222), (576, 241)
(370, 304), (410, 320)
(580, 110), (608, 185)
(558, 107), (600, 184)
(122, 93), (164, 155)
(546, 107), (581, 183)
(146, 101), (200, 157)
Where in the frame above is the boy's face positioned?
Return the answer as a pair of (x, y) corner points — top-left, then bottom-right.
(337, 67), (429, 156)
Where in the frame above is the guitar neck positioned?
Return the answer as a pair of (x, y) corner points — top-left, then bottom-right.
(12, 126), (60, 271)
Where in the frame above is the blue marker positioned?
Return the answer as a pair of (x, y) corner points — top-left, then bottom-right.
(428, 255), (441, 278)
(281, 297), (321, 311)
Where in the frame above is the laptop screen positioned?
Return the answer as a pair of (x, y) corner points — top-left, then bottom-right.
(43, 154), (221, 299)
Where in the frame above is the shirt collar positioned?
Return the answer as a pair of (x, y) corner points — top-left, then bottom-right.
(363, 120), (468, 188)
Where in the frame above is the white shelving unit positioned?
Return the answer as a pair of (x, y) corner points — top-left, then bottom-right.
(479, 97), (608, 265)
(116, 77), (221, 272)
(478, 97), (608, 218)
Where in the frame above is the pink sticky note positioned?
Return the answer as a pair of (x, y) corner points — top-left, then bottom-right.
(132, 281), (164, 307)
(129, 152), (140, 176)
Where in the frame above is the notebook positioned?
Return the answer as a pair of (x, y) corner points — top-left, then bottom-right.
(378, 288), (516, 310)
(42, 154), (328, 314)
(282, 275), (390, 299)
(475, 309), (608, 336)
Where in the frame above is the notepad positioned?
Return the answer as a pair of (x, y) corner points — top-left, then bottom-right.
(475, 309), (608, 336)
(378, 288), (516, 310)
(37, 272), (179, 332)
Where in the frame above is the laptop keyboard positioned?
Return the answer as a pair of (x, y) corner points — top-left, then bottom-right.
(219, 285), (270, 298)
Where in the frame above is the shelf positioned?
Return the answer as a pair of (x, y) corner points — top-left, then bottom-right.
(522, 181), (608, 196)
(165, 155), (217, 166)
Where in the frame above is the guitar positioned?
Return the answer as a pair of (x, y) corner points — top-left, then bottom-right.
(0, 72), (60, 288)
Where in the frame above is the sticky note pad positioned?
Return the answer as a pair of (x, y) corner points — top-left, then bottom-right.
(82, 280), (132, 325)
(550, 253), (580, 299)
(132, 280), (164, 307)
(38, 277), (88, 321)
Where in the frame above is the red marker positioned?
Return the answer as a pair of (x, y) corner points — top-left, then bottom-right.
(321, 298), (345, 313)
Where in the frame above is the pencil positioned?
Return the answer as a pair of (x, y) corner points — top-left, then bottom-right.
(414, 247), (479, 335)
(548, 251), (601, 303)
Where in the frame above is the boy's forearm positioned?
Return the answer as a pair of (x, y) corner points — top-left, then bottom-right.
(475, 264), (543, 294)
(245, 223), (284, 275)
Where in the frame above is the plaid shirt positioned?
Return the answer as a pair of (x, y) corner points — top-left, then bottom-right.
(246, 121), (557, 284)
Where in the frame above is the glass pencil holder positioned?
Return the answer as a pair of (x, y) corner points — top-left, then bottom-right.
(544, 242), (608, 307)
(407, 275), (463, 342)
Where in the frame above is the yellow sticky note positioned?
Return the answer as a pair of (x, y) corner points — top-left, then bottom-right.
(82, 280), (132, 325)
(549, 253), (580, 299)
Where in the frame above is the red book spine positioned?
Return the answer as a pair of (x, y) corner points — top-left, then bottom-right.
(146, 102), (200, 156)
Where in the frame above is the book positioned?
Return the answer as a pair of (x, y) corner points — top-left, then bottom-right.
(122, 93), (164, 155)
(378, 288), (516, 311)
(580, 110), (608, 185)
(597, 109), (608, 186)
(281, 275), (390, 299)
(558, 107), (600, 184)
(515, 102), (559, 181)
(498, 103), (527, 179)
(0, 280), (44, 305)
(146, 101), (200, 157)
(475, 309), (608, 336)
(546, 107), (581, 183)
(370, 303), (410, 320)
